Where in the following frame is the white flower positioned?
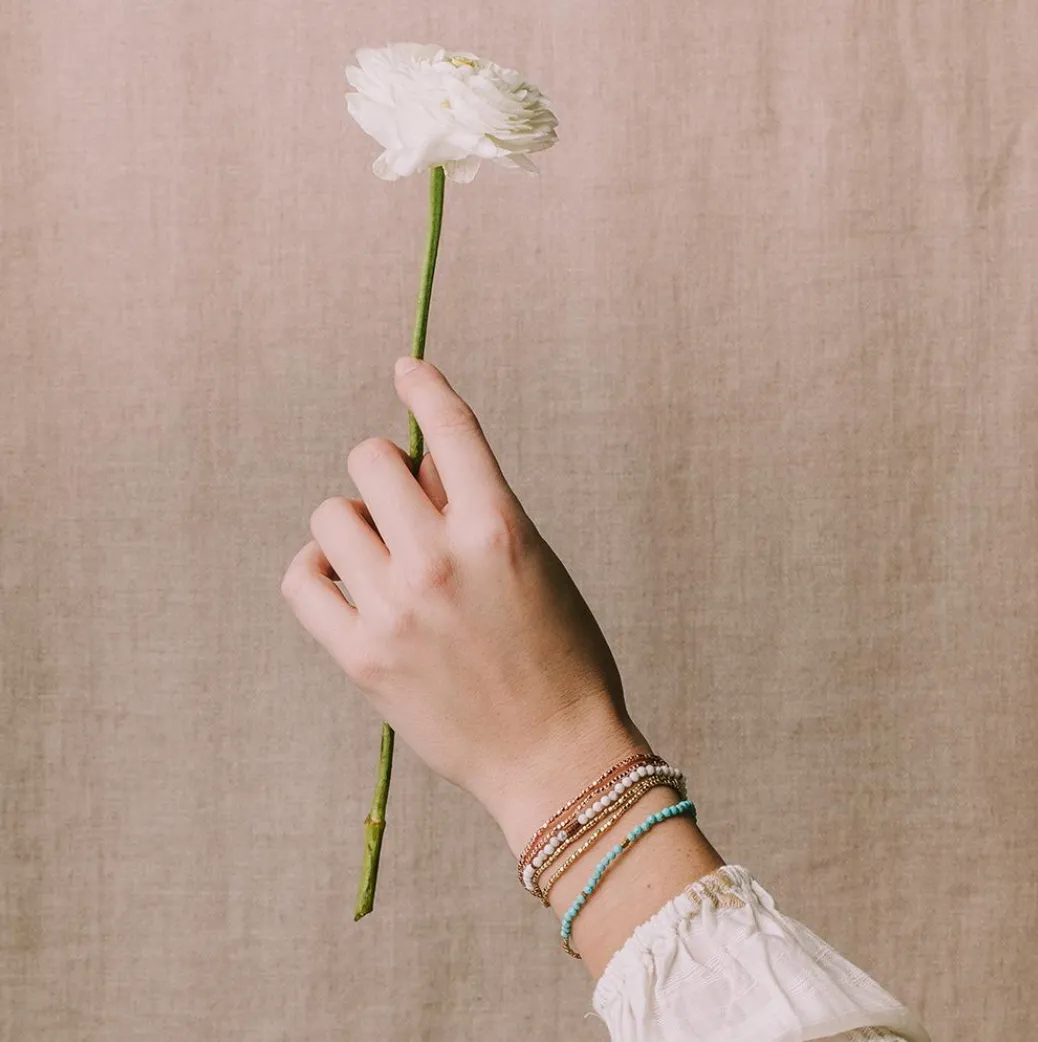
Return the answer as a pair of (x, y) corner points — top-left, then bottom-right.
(345, 43), (559, 183)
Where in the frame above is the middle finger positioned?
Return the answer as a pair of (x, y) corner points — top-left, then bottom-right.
(347, 436), (444, 558)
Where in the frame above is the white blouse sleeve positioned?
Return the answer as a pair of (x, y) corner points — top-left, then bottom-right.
(590, 865), (930, 1042)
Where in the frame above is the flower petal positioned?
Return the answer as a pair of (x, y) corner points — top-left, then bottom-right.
(444, 156), (482, 182)
(344, 43), (558, 180)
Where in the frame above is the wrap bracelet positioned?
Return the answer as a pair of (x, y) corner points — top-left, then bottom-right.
(560, 798), (698, 959)
(516, 752), (666, 890)
(518, 758), (684, 894)
(537, 775), (671, 904)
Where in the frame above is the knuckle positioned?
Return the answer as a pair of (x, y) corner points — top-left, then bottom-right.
(280, 563), (304, 601)
(466, 506), (529, 557)
(347, 437), (394, 471)
(409, 551), (456, 593)
(386, 606), (418, 640)
(436, 403), (479, 436)
(309, 495), (347, 534)
(347, 647), (385, 688)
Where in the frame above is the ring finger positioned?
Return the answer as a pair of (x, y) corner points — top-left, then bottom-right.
(309, 495), (389, 613)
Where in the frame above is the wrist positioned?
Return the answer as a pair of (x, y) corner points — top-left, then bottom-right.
(482, 708), (651, 857)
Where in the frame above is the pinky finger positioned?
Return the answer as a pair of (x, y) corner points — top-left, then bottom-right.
(281, 539), (364, 675)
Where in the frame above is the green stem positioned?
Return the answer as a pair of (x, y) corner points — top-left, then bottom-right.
(354, 165), (446, 921)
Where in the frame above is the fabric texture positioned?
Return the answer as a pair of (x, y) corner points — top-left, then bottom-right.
(3, 2), (1036, 1040)
(592, 865), (929, 1042)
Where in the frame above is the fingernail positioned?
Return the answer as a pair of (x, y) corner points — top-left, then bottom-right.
(395, 356), (421, 376)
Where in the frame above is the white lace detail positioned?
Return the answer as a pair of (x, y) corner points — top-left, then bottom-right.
(836, 1030), (912, 1042)
(590, 865), (931, 1042)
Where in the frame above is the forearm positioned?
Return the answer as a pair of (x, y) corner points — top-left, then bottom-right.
(540, 786), (725, 976)
(489, 728), (928, 1042)
(490, 718), (724, 977)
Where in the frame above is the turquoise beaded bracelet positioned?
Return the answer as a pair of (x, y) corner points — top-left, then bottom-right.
(560, 798), (697, 959)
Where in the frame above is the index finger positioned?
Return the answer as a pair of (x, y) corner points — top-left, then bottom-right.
(393, 357), (509, 507)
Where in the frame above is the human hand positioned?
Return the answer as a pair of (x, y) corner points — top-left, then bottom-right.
(280, 357), (648, 853)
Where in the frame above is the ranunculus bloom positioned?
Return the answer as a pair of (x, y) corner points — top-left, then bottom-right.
(345, 43), (559, 183)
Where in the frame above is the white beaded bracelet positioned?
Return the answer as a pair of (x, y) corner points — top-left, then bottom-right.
(521, 762), (686, 894)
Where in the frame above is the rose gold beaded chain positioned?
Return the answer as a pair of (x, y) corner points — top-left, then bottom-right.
(515, 752), (664, 888)
(539, 770), (689, 904)
(514, 750), (662, 887)
(518, 756), (684, 894)
(529, 774), (675, 898)
(535, 775), (672, 904)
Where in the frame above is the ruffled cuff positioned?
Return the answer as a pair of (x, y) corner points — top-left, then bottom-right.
(590, 865), (930, 1042)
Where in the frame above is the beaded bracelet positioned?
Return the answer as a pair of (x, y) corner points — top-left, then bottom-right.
(515, 752), (662, 888)
(534, 773), (687, 904)
(538, 778), (665, 904)
(521, 763), (686, 897)
(530, 777), (659, 903)
(560, 799), (697, 959)
(519, 759), (683, 893)
(525, 766), (686, 891)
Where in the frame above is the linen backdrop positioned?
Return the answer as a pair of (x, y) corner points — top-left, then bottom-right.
(2, 2), (1036, 1040)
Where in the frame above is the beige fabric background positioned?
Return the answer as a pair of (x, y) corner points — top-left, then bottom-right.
(3, 2), (1036, 1040)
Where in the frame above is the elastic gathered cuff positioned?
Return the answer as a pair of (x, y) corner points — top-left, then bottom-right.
(591, 865), (931, 1042)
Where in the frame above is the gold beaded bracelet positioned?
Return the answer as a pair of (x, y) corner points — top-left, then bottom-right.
(531, 775), (670, 901)
(537, 776), (674, 904)
(520, 760), (686, 896)
(516, 752), (664, 889)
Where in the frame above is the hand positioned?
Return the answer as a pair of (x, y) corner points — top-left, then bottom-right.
(281, 357), (648, 852)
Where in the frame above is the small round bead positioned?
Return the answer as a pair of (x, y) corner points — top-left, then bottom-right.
(577, 812), (588, 826)
(532, 855), (543, 868)
(613, 783), (624, 794)
(622, 776), (633, 788)
(557, 831), (567, 843)
(637, 765), (648, 778)
(592, 800), (603, 814)
(646, 764), (656, 775)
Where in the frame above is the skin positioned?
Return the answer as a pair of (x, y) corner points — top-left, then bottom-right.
(281, 356), (724, 977)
